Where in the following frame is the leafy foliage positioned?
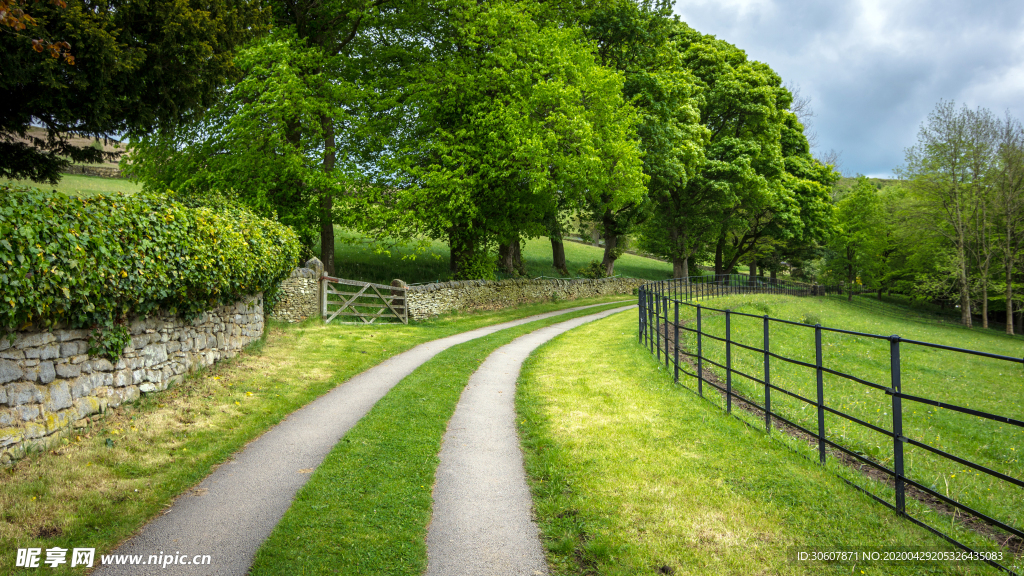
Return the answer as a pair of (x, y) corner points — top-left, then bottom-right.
(0, 0), (268, 183)
(0, 186), (300, 358)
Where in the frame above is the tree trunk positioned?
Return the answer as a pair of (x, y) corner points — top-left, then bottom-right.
(714, 237), (725, 279)
(877, 288), (883, 301)
(498, 241), (516, 275)
(512, 240), (526, 275)
(1006, 260), (1015, 335)
(319, 115), (336, 276)
(550, 237), (568, 276)
(982, 284), (989, 329)
(602, 234), (617, 276)
(673, 256), (688, 279)
(957, 241), (973, 327)
(591, 226), (601, 247)
(770, 269), (777, 282)
(601, 211), (618, 276)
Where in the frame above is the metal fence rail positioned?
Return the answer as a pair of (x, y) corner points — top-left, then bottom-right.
(638, 276), (1022, 575)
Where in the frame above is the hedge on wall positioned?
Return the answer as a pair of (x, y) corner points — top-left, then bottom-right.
(0, 186), (301, 357)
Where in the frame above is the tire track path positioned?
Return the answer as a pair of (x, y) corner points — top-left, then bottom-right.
(426, 305), (636, 576)
(94, 301), (630, 576)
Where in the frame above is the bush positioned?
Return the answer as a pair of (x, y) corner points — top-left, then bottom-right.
(0, 186), (301, 357)
(577, 260), (607, 279)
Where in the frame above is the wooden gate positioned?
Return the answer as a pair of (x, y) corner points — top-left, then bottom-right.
(321, 276), (408, 324)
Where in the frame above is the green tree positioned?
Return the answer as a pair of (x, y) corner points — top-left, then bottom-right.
(362, 1), (646, 279)
(900, 101), (997, 327)
(1, 0), (268, 183)
(823, 176), (887, 299)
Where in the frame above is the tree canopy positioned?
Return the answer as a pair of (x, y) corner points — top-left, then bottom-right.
(0, 0), (269, 183)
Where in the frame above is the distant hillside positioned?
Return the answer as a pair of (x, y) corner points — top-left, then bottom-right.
(832, 175), (899, 200)
(13, 127), (124, 168)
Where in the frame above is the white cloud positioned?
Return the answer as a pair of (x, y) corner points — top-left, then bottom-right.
(671, 0), (1024, 175)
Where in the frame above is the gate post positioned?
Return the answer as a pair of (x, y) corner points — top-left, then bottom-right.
(391, 279), (408, 323)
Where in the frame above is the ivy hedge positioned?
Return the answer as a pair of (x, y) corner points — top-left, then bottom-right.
(0, 186), (301, 357)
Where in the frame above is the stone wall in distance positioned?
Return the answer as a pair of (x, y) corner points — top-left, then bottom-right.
(405, 277), (642, 320)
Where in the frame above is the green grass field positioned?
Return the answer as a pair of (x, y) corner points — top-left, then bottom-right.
(1, 174), (141, 197)
(517, 310), (1008, 575)
(663, 292), (1024, 550)
(327, 228), (676, 284)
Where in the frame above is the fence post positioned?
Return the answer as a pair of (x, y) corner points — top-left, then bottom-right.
(649, 291), (655, 354)
(674, 299), (680, 382)
(891, 335), (906, 515)
(726, 309), (732, 413)
(816, 324), (826, 465)
(664, 296), (670, 368)
(655, 292), (661, 361)
(696, 305), (704, 397)
(638, 287), (644, 344)
(764, 316), (771, 433)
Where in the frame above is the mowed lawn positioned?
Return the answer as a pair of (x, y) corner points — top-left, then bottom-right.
(667, 293), (1024, 546)
(518, 310), (1012, 575)
(326, 228), (676, 284)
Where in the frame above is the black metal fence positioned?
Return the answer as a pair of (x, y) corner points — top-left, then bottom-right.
(638, 276), (1023, 575)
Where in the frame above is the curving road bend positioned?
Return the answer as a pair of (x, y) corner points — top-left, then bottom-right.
(426, 305), (636, 576)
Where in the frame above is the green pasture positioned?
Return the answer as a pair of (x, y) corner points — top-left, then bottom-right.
(663, 292), (1024, 546)
(517, 310), (1007, 575)
(1, 174), (141, 197)
(326, 228), (677, 284)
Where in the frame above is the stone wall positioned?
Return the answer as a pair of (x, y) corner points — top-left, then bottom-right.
(406, 277), (643, 320)
(0, 294), (264, 465)
(268, 258), (324, 323)
(61, 165), (122, 179)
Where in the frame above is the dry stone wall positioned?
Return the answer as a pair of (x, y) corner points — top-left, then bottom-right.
(406, 277), (643, 320)
(0, 294), (263, 465)
(268, 258), (324, 323)
(61, 165), (122, 179)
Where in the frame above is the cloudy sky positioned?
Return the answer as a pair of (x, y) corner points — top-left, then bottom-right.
(672, 0), (1024, 178)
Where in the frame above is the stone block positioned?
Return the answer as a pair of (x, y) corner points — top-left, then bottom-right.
(17, 404), (40, 421)
(0, 385), (5, 405)
(56, 362), (81, 379)
(142, 343), (168, 367)
(24, 421), (46, 439)
(44, 409), (72, 433)
(45, 381), (72, 412)
(14, 332), (55, 349)
(0, 409), (14, 426)
(131, 334), (150, 349)
(92, 358), (114, 372)
(70, 354), (89, 365)
(7, 382), (43, 405)
(74, 397), (102, 419)
(38, 361), (55, 384)
(0, 349), (25, 360)
(122, 386), (141, 403)
(60, 341), (83, 357)
(0, 359), (23, 384)
(56, 329), (90, 342)
(113, 369), (131, 388)
(0, 427), (24, 447)
(132, 370), (144, 385)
